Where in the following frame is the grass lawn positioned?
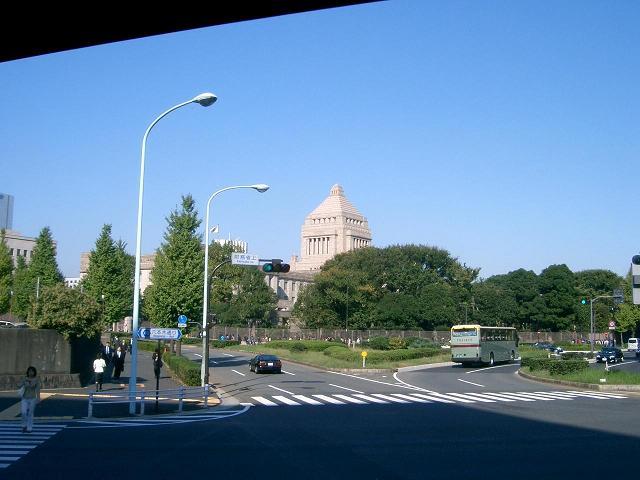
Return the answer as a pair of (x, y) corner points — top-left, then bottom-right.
(521, 366), (640, 385)
(225, 344), (452, 370)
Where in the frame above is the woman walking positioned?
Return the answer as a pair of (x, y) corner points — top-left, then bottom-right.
(18, 366), (41, 433)
(93, 352), (106, 391)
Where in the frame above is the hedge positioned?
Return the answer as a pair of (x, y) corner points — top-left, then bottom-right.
(266, 340), (344, 352)
(521, 358), (588, 375)
(323, 346), (441, 364)
(161, 351), (201, 386)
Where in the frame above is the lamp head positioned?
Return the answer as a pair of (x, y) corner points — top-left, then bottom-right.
(193, 93), (217, 107)
(251, 184), (270, 193)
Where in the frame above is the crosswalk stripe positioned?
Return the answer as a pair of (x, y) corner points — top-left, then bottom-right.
(497, 392), (549, 401)
(0, 457), (20, 461)
(333, 394), (368, 404)
(445, 392), (495, 403)
(513, 392), (556, 401)
(486, 392), (534, 402)
(370, 394), (411, 404)
(421, 392), (476, 403)
(292, 395), (323, 405)
(272, 396), (302, 406)
(518, 391), (571, 400)
(352, 394), (389, 404)
(0, 464), (10, 468)
(252, 396), (278, 406)
(312, 395), (346, 405)
(463, 392), (516, 402)
(390, 394), (431, 403)
(567, 390), (627, 399)
(408, 393), (456, 404)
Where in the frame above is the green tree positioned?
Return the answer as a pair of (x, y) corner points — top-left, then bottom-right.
(26, 227), (64, 322)
(0, 230), (12, 314)
(31, 284), (102, 338)
(11, 256), (31, 319)
(538, 264), (577, 331)
(471, 281), (519, 327)
(80, 225), (134, 329)
(143, 195), (204, 328)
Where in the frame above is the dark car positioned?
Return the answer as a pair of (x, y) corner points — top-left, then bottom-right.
(249, 354), (282, 374)
(595, 347), (624, 363)
(532, 342), (563, 354)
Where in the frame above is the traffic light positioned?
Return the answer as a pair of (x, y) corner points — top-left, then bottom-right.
(262, 259), (290, 273)
(580, 298), (589, 305)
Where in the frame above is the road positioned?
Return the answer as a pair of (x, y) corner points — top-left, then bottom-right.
(3, 347), (640, 479)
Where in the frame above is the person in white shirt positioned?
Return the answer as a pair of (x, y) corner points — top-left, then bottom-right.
(93, 352), (107, 391)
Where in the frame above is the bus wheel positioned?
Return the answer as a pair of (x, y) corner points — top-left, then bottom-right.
(489, 353), (495, 367)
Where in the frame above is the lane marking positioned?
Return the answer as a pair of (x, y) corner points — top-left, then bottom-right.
(330, 371), (423, 392)
(467, 392), (515, 402)
(567, 391), (627, 399)
(423, 392), (475, 403)
(252, 396), (278, 406)
(494, 392), (535, 402)
(312, 394), (346, 405)
(272, 395), (302, 406)
(522, 391), (572, 401)
(194, 354), (202, 358)
(281, 370), (296, 376)
(268, 385), (296, 395)
(351, 394), (389, 404)
(409, 393), (456, 404)
(222, 353), (234, 357)
(392, 372), (437, 393)
(328, 384), (365, 394)
(457, 378), (485, 387)
(466, 363), (519, 374)
(391, 393), (431, 403)
(370, 393), (410, 404)
(231, 370), (246, 377)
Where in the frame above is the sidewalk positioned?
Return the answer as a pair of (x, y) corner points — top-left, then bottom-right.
(0, 347), (219, 421)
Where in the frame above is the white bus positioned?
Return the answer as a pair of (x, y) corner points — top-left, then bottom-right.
(627, 338), (638, 352)
(450, 324), (519, 367)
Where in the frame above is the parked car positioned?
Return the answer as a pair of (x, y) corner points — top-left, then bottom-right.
(249, 354), (282, 374)
(0, 321), (29, 328)
(595, 347), (624, 363)
(532, 342), (563, 354)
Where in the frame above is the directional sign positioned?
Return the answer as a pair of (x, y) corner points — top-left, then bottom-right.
(231, 253), (260, 266)
(177, 314), (187, 328)
(137, 327), (182, 340)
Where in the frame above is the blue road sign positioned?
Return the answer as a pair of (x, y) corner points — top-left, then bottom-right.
(137, 327), (182, 340)
(178, 314), (188, 327)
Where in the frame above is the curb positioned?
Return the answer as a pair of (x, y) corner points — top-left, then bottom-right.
(517, 369), (640, 393)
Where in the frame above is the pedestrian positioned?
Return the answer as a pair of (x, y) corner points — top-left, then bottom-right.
(18, 366), (41, 433)
(112, 346), (125, 380)
(93, 352), (106, 391)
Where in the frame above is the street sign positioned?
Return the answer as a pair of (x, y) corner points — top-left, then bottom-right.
(177, 314), (187, 328)
(137, 327), (183, 340)
(608, 321), (616, 330)
(231, 253), (260, 266)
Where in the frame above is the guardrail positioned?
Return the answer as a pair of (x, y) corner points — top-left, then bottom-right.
(88, 385), (211, 418)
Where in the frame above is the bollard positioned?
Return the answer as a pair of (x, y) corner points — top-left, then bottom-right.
(178, 386), (184, 412)
(140, 391), (146, 416)
(88, 393), (93, 419)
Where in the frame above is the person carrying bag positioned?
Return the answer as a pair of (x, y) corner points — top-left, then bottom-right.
(18, 366), (41, 433)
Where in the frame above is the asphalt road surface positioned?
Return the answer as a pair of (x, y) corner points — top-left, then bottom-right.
(3, 348), (639, 479)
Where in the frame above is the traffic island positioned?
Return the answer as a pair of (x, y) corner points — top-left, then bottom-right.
(518, 367), (640, 393)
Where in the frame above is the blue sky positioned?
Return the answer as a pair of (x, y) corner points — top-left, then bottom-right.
(1, 1), (638, 280)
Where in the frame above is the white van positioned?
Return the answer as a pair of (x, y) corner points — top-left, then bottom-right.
(627, 338), (639, 352)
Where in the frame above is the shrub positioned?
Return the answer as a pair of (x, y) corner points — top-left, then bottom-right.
(162, 351), (201, 386)
(405, 337), (436, 349)
(388, 337), (408, 350)
(323, 346), (359, 362)
(211, 340), (240, 348)
(366, 337), (390, 350)
(323, 346), (441, 364)
(267, 340), (343, 352)
(521, 357), (588, 375)
(290, 342), (308, 352)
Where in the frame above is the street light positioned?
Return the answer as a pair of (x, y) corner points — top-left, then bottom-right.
(129, 92), (217, 414)
(201, 184), (269, 386)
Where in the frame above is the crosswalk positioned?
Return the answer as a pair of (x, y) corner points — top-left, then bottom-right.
(0, 424), (65, 469)
(243, 390), (628, 408)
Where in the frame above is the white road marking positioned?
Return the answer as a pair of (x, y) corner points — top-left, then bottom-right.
(391, 393), (432, 403)
(272, 395), (302, 406)
(268, 385), (296, 395)
(494, 392), (536, 401)
(470, 392), (516, 402)
(409, 393), (456, 404)
(509, 392), (554, 401)
(351, 394), (389, 404)
(222, 353), (234, 357)
(466, 363), (519, 374)
(292, 395), (323, 405)
(423, 392), (476, 403)
(194, 354), (202, 357)
(281, 370), (296, 376)
(567, 390), (627, 399)
(333, 394), (368, 404)
(392, 372), (437, 393)
(252, 396), (278, 406)
(330, 371), (422, 391)
(312, 394), (347, 405)
(370, 393), (411, 404)
(445, 392), (495, 403)
(231, 370), (246, 376)
(457, 378), (485, 387)
(522, 391), (572, 401)
(329, 384), (365, 394)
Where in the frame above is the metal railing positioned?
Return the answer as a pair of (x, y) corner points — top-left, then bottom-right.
(88, 385), (211, 418)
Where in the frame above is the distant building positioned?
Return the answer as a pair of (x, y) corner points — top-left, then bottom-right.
(2, 230), (38, 267)
(80, 252), (156, 294)
(64, 277), (81, 289)
(0, 193), (14, 230)
(290, 184), (372, 272)
(214, 238), (248, 253)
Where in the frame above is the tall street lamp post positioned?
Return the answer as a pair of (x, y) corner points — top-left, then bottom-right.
(201, 184), (269, 386)
(129, 93), (217, 414)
